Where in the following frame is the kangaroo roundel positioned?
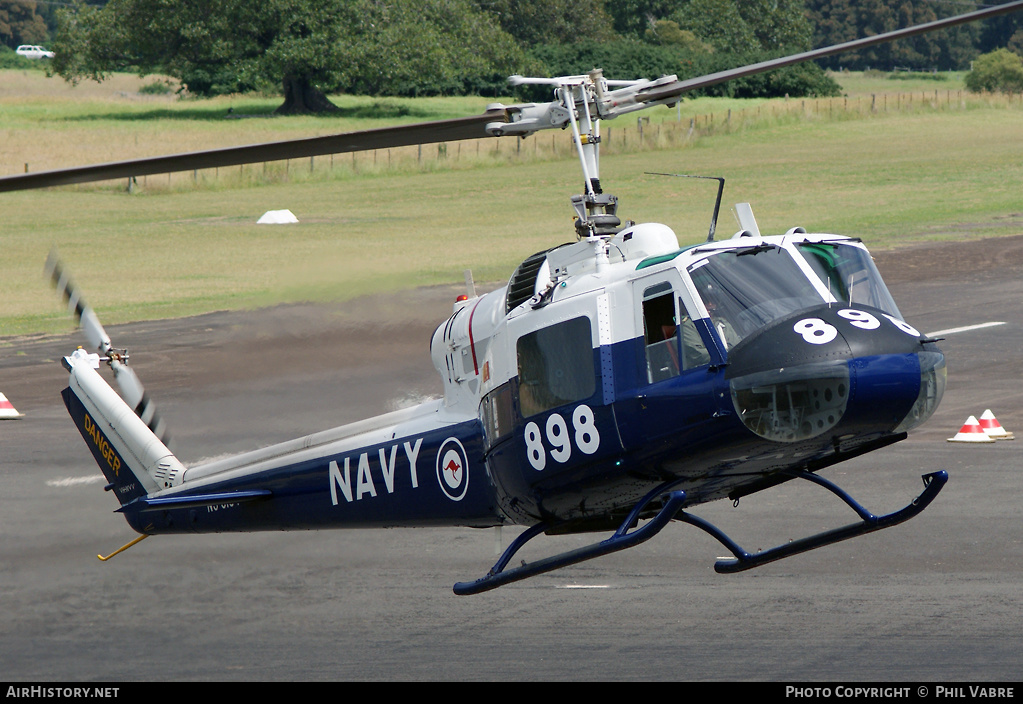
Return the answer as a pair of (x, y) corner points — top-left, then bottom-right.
(436, 438), (469, 502)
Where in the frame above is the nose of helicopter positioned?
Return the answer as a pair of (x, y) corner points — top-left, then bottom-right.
(724, 305), (946, 443)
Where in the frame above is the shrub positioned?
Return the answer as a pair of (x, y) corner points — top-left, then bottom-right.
(139, 79), (174, 95)
(0, 46), (41, 70)
(965, 48), (1023, 93)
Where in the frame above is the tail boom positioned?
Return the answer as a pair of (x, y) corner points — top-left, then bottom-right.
(61, 353), (507, 535)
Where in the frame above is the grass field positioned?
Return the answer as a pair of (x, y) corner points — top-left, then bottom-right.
(2, 69), (1021, 339)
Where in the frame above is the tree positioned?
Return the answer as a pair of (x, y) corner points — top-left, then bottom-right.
(51, 0), (527, 112)
(669, 0), (759, 51)
(526, 39), (839, 100)
(1009, 29), (1023, 58)
(965, 47), (1023, 93)
(605, 0), (813, 52)
(734, 0), (814, 51)
(805, 0), (980, 71)
(977, 0), (1023, 55)
(0, 0), (48, 49)
(587, 1), (837, 99)
(52, 0), (354, 110)
(604, 0), (680, 38)
(476, 0), (617, 46)
(341, 0), (530, 97)
(644, 20), (713, 54)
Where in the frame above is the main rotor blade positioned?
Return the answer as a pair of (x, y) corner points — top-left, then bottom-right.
(0, 109), (509, 192)
(635, 0), (1023, 106)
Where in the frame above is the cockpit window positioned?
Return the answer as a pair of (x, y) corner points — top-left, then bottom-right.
(796, 242), (901, 317)
(687, 246), (825, 345)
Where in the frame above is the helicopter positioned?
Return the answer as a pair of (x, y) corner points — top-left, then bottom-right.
(4, 2), (1021, 595)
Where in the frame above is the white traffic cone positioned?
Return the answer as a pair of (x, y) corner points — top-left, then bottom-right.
(948, 415), (995, 443)
(0, 392), (24, 419)
(978, 409), (1014, 440)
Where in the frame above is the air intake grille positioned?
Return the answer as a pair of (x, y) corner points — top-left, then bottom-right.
(506, 247), (558, 313)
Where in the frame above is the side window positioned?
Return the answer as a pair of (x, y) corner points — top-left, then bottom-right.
(642, 282), (679, 383)
(517, 316), (595, 418)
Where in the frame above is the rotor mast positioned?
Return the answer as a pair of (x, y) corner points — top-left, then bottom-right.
(559, 71), (618, 238)
(491, 70), (676, 239)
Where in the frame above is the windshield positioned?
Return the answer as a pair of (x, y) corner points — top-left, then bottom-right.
(687, 245), (826, 345)
(796, 241), (901, 317)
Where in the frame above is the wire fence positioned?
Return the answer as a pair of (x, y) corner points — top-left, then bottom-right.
(117, 88), (1019, 192)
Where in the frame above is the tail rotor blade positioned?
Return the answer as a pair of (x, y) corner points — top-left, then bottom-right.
(110, 360), (170, 443)
(45, 252), (170, 444)
(79, 309), (112, 358)
(45, 250), (112, 355)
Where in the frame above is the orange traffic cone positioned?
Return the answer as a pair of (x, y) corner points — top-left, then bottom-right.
(948, 416), (995, 443)
(0, 392), (24, 419)
(978, 409), (1014, 440)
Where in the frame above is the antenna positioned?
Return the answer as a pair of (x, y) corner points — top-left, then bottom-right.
(647, 173), (726, 242)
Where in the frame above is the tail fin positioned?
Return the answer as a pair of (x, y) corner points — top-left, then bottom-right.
(61, 354), (185, 506)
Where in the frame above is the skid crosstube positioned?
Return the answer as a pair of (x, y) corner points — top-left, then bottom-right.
(454, 488), (689, 596)
(453, 470), (947, 595)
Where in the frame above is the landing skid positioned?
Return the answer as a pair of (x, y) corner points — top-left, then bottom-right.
(686, 469), (948, 573)
(454, 487), (688, 596)
(453, 470), (947, 595)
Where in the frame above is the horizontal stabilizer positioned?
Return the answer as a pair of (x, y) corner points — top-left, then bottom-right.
(124, 489), (273, 513)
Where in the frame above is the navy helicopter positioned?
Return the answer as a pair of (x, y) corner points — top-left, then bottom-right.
(4, 3), (1021, 594)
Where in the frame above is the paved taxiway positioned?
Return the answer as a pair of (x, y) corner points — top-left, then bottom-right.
(1, 236), (1021, 681)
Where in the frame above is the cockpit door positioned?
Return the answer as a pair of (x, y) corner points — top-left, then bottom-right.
(633, 268), (724, 387)
(614, 268), (731, 453)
